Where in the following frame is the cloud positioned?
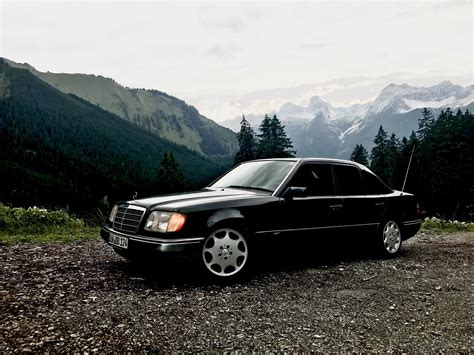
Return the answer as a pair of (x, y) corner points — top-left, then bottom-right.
(207, 43), (242, 59)
(297, 42), (328, 51)
(200, 16), (246, 33)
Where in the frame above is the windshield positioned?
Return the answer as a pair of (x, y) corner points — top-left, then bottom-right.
(210, 160), (296, 193)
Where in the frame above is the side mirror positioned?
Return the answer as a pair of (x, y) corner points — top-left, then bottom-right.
(282, 186), (308, 199)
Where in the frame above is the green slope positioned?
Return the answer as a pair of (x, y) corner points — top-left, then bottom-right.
(0, 60), (228, 212)
(4, 58), (237, 158)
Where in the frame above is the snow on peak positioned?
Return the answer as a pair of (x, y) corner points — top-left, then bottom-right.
(370, 81), (472, 114)
(261, 81), (473, 126)
(305, 95), (333, 119)
(307, 95), (331, 108)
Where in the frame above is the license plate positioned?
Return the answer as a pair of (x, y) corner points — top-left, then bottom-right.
(109, 233), (128, 249)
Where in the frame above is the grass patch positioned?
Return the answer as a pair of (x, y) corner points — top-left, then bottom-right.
(421, 217), (474, 233)
(0, 227), (99, 244)
(0, 203), (99, 244)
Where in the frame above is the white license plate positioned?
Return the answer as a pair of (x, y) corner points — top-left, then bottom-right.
(109, 233), (128, 249)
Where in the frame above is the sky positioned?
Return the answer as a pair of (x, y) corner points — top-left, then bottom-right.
(1, 0), (473, 120)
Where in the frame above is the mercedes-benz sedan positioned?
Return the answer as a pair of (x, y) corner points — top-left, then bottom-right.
(101, 158), (421, 279)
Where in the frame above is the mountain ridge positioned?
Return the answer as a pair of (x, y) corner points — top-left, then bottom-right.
(221, 81), (474, 158)
(0, 59), (228, 211)
(3, 58), (237, 159)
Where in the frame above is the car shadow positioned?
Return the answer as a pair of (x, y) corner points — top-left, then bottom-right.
(101, 238), (410, 289)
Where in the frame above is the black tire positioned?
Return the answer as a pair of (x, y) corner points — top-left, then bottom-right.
(376, 220), (403, 257)
(201, 225), (250, 280)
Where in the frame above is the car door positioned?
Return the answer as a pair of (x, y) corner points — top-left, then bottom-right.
(332, 164), (386, 237)
(278, 163), (343, 238)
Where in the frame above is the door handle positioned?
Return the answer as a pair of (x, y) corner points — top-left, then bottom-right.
(375, 202), (386, 206)
(329, 204), (343, 210)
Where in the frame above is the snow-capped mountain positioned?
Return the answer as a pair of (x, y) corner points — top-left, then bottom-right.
(367, 81), (474, 114)
(222, 81), (474, 158)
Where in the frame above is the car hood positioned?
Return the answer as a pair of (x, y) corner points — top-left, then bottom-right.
(123, 188), (268, 211)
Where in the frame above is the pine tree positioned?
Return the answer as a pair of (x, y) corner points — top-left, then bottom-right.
(350, 144), (369, 166)
(156, 152), (186, 193)
(370, 125), (389, 183)
(256, 114), (295, 158)
(386, 133), (401, 187)
(417, 108), (434, 141)
(256, 114), (275, 159)
(234, 115), (256, 165)
(396, 131), (418, 193)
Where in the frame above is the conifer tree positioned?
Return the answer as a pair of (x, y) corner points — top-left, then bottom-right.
(417, 108), (434, 141)
(256, 114), (274, 159)
(256, 114), (295, 158)
(386, 133), (401, 187)
(234, 115), (256, 165)
(350, 144), (369, 166)
(395, 132), (418, 192)
(156, 152), (186, 193)
(370, 125), (389, 183)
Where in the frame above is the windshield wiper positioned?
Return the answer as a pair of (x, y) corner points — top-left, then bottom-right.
(225, 185), (273, 193)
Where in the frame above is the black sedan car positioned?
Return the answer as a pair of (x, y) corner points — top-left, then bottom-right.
(101, 158), (421, 278)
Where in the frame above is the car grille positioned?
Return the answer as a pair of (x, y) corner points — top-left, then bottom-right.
(113, 204), (146, 234)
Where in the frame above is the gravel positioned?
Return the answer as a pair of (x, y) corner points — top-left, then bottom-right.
(0, 231), (472, 352)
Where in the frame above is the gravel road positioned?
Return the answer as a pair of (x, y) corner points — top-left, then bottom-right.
(1, 231), (472, 352)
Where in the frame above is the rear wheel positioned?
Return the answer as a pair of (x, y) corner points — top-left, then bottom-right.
(378, 220), (402, 256)
(201, 227), (249, 278)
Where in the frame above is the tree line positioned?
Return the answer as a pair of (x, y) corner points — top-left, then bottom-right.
(234, 114), (295, 164)
(350, 108), (473, 220)
(0, 61), (226, 216)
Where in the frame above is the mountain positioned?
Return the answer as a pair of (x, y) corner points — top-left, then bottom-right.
(223, 81), (474, 158)
(0, 59), (228, 212)
(3, 58), (237, 159)
(367, 81), (474, 114)
(182, 73), (472, 123)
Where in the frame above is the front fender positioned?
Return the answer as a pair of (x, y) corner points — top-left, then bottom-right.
(207, 208), (245, 228)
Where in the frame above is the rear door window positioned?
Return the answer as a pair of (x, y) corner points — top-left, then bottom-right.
(333, 164), (364, 196)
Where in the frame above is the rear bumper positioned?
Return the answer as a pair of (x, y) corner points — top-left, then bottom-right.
(100, 225), (204, 255)
(401, 219), (422, 240)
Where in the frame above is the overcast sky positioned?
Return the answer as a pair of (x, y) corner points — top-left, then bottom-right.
(1, 0), (472, 100)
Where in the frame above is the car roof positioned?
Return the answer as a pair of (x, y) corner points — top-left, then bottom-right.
(249, 157), (371, 172)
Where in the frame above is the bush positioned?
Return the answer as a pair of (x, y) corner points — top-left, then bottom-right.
(0, 204), (83, 233)
(422, 216), (474, 233)
(0, 203), (92, 238)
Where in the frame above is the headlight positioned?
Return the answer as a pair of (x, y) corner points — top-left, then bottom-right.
(109, 205), (118, 222)
(144, 211), (186, 233)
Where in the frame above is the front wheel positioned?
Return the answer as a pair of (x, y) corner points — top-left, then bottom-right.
(201, 227), (249, 278)
(378, 220), (402, 256)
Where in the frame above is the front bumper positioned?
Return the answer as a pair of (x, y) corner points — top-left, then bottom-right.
(100, 225), (204, 254)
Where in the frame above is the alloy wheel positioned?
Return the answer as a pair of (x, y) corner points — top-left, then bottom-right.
(383, 221), (401, 254)
(202, 228), (248, 277)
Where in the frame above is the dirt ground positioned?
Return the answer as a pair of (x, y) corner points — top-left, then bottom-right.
(0, 231), (472, 352)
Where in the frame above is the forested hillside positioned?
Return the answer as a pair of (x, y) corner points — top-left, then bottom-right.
(0, 60), (228, 214)
(4, 58), (237, 158)
(355, 108), (474, 220)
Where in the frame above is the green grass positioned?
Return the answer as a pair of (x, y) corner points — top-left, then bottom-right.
(0, 226), (99, 244)
(0, 203), (99, 244)
(421, 217), (474, 233)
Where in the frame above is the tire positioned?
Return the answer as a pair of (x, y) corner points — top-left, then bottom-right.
(377, 220), (403, 257)
(201, 227), (250, 279)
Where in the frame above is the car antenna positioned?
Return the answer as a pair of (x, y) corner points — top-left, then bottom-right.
(401, 144), (416, 194)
